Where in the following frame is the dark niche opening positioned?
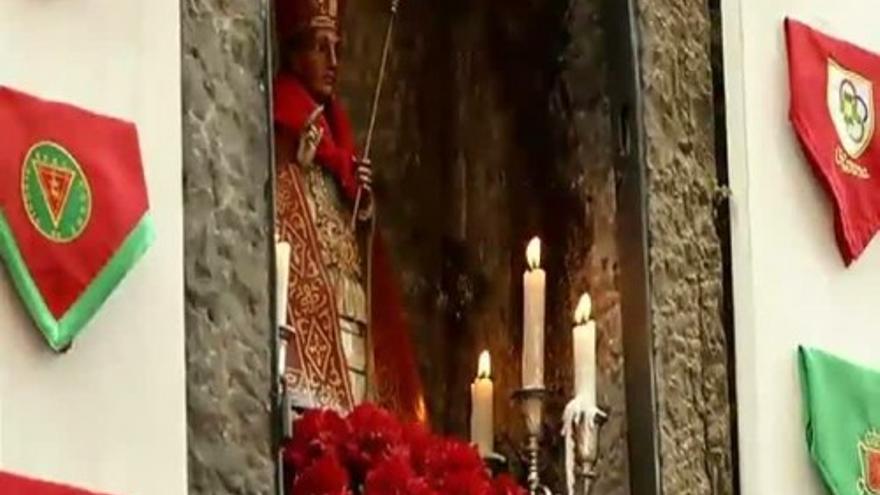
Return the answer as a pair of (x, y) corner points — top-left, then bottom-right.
(274, 0), (628, 492)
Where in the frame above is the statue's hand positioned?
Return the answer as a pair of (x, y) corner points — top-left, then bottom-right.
(356, 157), (373, 191)
(296, 106), (324, 167)
(354, 157), (374, 221)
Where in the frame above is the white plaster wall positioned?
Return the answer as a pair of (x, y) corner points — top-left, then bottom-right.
(723, 1), (880, 493)
(0, 1), (186, 494)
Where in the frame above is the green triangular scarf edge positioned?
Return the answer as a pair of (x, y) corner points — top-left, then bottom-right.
(0, 211), (155, 351)
(798, 346), (835, 494)
(798, 345), (880, 495)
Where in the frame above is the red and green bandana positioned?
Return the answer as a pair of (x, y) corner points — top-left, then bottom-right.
(785, 19), (880, 265)
(0, 86), (154, 351)
(799, 347), (880, 495)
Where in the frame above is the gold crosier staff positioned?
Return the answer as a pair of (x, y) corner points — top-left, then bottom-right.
(350, 0), (402, 400)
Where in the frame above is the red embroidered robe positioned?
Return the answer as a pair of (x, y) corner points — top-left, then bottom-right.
(274, 75), (425, 421)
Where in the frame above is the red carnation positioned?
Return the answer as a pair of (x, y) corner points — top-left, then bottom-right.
(492, 474), (528, 495)
(424, 438), (484, 480)
(363, 453), (437, 495)
(401, 421), (434, 475)
(442, 469), (493, 495)
(291, 454), (351, 495)
(285, 409), (350, 471)
(345, 403), (405, 475)
(423, 438), (490, 493)
(285, 404), (526, 495)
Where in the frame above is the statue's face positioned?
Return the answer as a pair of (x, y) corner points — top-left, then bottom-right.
(289, 28), (340, 102)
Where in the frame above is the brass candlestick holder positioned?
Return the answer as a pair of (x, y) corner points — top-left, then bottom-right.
(513, 387), (552, 495)
(514, 387), (607, 495)
(568, 406), (608, 495)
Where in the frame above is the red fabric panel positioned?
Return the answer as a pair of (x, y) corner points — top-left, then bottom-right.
(370, 236), (427, 423)
(0, 87), (149, 316)
(786, 19), (880, 264)
(274, 76), (359, 200)
(0, 471), (107, 495)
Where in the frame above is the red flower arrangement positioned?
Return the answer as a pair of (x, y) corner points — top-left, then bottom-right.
(285, 404), (526, 495)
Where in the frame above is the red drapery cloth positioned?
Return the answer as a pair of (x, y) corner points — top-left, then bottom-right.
(0, 471), (106, 495)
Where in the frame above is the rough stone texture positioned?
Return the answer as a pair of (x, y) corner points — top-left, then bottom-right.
(636, 0), (735, 493)
(182, 0), (276, 493)
(337, 0), (629, 492)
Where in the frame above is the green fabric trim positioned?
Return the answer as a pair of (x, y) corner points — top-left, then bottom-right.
(798, 346), (839, 495)
(798, 346), (880, 495)
(0, 212), (57, 340)
(0, 212), (155, 351)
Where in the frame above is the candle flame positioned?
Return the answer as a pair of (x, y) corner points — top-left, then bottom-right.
(574, 293), (592, 324)
(478, 350), (491, 378)
(526, 237), (542, 269)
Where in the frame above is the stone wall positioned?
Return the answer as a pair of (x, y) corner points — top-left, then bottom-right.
(182, 0), (276, 493)
(636, 0), (735, 493)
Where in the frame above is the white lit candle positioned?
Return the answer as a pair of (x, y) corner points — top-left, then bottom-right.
(276, 240), (291, 328)
(572, 293), (597, 408)
(522, 237), (546, 389)
(470, 350), (494, 457)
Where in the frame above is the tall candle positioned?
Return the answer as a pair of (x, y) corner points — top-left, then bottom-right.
(276, 240), (291, 328)
(522, 237), (546, 389)
(572, 293), (597, 408)
(470, 350), (494, 457)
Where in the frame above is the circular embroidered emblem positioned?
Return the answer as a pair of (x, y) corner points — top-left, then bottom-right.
(828, 59), (875, 160)
(840, 79), (871, 144)
(21, 141), (92, 243)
